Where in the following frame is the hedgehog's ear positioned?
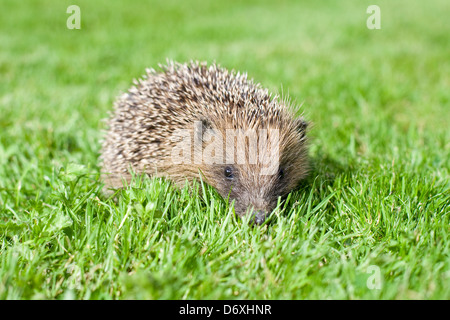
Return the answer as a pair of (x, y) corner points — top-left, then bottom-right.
(295, 118), (308, 138)
(194, 118), (215, 147)
(200, 118), (213, 132)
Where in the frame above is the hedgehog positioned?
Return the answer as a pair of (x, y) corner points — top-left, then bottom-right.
(100, 61), (309, 225)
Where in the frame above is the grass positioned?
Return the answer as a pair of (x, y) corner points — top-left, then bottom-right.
(0, 0), (449, 299)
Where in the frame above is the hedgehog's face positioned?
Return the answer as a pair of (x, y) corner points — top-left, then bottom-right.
(200, 119), (308, 225)
(214, 164), (288, 224)
(213, 162), (306, 224)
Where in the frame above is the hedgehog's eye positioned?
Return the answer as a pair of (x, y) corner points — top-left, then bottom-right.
(278, 168), (285, 180)
(224, 166), (234, 180)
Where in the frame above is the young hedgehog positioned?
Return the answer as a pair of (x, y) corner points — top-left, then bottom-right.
(100, 61), (309, 225)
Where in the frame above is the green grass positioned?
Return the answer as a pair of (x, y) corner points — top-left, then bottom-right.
(1, 0), (449, 299)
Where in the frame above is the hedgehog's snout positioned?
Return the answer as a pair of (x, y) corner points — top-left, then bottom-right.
(233, 201), (271, 225)
(230, 190), (276, 226)
(252, 210), (268, 225)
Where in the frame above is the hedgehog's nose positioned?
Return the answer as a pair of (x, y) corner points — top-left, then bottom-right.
(253, 211), (268, 225)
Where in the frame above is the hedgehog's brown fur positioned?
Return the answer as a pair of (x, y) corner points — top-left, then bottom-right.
(100, 61), (309, 224)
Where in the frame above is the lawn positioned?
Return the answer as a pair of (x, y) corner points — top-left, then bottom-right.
(0, 0), (449, 299)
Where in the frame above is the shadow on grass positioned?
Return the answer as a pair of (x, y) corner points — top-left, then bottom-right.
(275, 151), (354, 222)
